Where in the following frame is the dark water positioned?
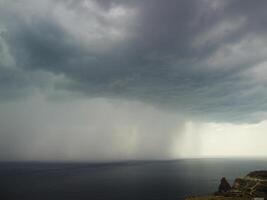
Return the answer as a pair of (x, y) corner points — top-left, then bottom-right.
(1, 158), (267, 200)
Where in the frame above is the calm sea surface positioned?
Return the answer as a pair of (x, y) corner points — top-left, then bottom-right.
(0, 158), (267, 200)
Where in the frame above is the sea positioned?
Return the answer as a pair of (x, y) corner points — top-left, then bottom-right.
(0, 158), (267, 200)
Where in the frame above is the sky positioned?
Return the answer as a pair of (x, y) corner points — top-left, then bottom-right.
(0, 0), (267, 161)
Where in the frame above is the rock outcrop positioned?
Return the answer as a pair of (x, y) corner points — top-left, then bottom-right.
(186, 171), (267, 200)
(216, 177), (232, 195)
(230, 171), (267, 198)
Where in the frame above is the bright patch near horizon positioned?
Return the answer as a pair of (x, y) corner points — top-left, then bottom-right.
(174, 121), (267, 158)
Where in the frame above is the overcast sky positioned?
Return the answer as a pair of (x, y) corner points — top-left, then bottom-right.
(1, 0), (267, 161)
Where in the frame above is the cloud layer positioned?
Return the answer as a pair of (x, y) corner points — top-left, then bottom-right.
(1, 0), (267, 160)
(1, 0), (267, 122)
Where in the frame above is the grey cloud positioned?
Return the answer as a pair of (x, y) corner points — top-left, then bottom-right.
(1, 0), (267, 123)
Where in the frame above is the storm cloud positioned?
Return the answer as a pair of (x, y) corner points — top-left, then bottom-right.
(1, 0), (267, 160)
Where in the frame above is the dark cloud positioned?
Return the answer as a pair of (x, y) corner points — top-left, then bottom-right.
(1, 0), (267, 123)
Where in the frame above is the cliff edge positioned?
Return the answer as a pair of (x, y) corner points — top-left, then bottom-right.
(186, 171), (267, 200)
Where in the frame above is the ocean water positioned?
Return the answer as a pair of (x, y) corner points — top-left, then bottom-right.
(0, 158), (267, 200)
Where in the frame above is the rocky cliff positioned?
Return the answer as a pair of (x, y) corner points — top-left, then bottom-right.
(186, 171), (267, 200)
